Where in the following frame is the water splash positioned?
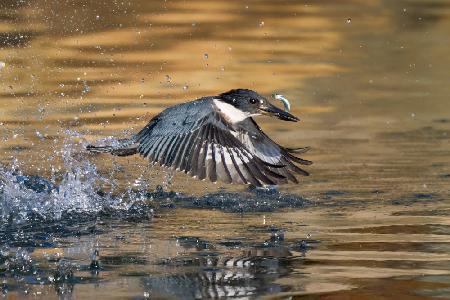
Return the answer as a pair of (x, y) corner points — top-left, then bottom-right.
(0, 152), (100, 223)
(0, 132), (151, 225)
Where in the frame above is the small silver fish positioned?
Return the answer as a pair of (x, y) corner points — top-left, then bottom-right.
(272, 94), (291, 112)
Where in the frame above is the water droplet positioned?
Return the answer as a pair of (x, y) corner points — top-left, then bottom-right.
(203, 53), (208, 59)
(346, 18), (351, 24)
(259, 21), (265, 27)
(96, 15), (100, 20)
(220, 65), (225, 72)
(82, 81), (91, 94)
(59, 83), (65, 88)
(144, 292), (150, 298)
(411, 113), (416, 118)
(36, 131), (44, 139)
(183, 85), (189, 91)
(0, 61), (5, 70)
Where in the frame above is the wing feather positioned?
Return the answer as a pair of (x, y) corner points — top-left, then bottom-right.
(207, 143), (217, 182)
(160, 135), (177, 166)
(165, 135), (182, 166)
(142, 135), (163, 159)
(181, 127), (202, 172)
(228, 148), (248, 184)
(238, 150), (276, 185)
(233, 149), (262, 186)
(173, 133), (191, 170)
(154, 136), (170, 162)
(219, 146), (233, 183)
(188, 126), (206, 177)
(198, 124), (213, 180)
(197, 140), (208, 180)
(286, 151), (313, 165)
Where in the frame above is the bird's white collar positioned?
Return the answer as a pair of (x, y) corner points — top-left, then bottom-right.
(213, 99), (255, 124)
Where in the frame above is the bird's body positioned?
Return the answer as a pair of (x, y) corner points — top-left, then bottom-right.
(87, 89), (311, 187)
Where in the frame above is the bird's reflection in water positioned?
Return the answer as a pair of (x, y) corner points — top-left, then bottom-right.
(143, 233), (308, 299)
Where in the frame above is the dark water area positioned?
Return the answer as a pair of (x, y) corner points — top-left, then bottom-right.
(1, 0), (450, 299)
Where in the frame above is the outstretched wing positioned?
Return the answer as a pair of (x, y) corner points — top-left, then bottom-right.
(234, 118), (312, 185)
(135, 99), (311, 186)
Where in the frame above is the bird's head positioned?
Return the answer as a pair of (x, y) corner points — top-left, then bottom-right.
(218, 89), (299, 122)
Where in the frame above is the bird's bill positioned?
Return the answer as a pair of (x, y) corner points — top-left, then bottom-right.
(259, 102), (299, 122)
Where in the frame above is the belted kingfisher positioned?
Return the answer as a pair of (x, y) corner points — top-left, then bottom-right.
(87, 89), (312, 186)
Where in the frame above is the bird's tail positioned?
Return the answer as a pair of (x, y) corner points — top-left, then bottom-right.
(86, 138), (138, 157)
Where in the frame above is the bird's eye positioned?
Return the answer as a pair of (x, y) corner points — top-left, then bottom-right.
(249, 98), (257, 104)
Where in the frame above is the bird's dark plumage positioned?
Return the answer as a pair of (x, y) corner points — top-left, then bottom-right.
(87, 89), (312, 187)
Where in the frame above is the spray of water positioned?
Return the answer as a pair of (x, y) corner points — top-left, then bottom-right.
(0, 131), (152, 224)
